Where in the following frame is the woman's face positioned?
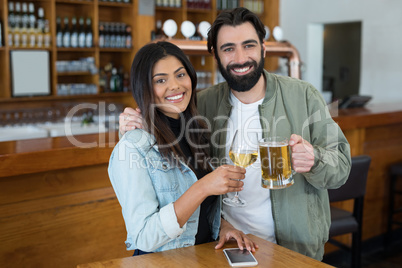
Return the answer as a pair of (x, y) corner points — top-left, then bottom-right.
(152, 55), (192, 119)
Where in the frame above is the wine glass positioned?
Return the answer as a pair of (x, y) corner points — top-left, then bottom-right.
(223, 129), (259, 207)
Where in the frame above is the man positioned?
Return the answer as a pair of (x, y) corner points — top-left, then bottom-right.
(120, 8), (351, 260)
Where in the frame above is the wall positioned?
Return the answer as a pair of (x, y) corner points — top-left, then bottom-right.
(280, 0), (402, 104)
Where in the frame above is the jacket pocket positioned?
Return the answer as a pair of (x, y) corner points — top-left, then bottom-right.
(148, 159), (179, 192)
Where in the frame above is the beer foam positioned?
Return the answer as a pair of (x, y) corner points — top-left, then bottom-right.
(259, 142), (287, 147)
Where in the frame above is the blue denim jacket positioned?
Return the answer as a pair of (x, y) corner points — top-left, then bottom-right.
(108, 129), (221, 252)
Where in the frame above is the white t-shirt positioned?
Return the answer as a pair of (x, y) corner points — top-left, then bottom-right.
(222, 92), (277, 243)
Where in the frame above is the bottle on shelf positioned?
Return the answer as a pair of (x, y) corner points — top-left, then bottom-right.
(85, 17), (93, 48)
(78, 17), (86, 48)
(56, 16), (63, 47)
(152, 20), (166, 40)
(99, 23), (105, 48)
(70, 16), (78, 48)
(28, 23), (36, 48)
(109, 23), (116, 48)
(14, 2), (22, 31)
(110, 67), (121, 92)
(28, 3), (36, 28)
(103, 23), (110, 47)
(12, 2), (22, 48)
(36, 7), (45, 48)
(44, 20), (51, 48)
(7, 2), (15, 47)
(20, 2), (29, 47)
(21, 2), (29, 28)
(125, 25), (132, 48)
(120, 23), (127, 48)
(62, 16), (70, 47)
(115, 23), (121, 48)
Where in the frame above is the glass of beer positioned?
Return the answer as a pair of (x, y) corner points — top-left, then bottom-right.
(223, 129), (259, 207)
(259, 136), (295, 189)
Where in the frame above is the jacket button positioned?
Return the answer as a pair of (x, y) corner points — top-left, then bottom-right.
(162, 164), (167, 170)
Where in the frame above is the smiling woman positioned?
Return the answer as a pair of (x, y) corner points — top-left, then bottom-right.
(108, 41), (255, 255)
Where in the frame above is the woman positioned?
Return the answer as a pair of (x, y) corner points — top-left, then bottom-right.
(108, 41), (255, 254)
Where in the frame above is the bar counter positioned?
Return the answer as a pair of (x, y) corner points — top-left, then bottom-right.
(77, 234), (333, 268)
(0, 103), (401, 267)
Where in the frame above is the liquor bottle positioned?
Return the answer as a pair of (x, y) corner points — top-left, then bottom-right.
(109, 23), (116, 48)
(70, 16), (78, 48)
(115, 23), (121, 48)
(56, 16), (63, 47)
(44, 20), (51, 48)
(98, 23), (105, 48)
(103, 23), (110, 47)
(36, 7), (45, 48)
(14, 2), (21, 30)
(21, 3), (29, 29)
(78, 17), (86, 48)
(7, 2), (15, 47)
(13, 3), (22, 47)
(20, 22), (28, 47)
(62, 16), (70, 47)
(154, 20), (165, 40)
(110, 67), (121, 92)
(85, 17), (93, 48)
(28, 22), (36, 48)
(20, 3), (28, 48)
(28, 3), (36, 28)
(125, 25), (132, 48)
(120, 23), (127, 48)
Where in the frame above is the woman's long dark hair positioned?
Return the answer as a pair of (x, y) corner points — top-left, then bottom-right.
(130, 41), (212, 172)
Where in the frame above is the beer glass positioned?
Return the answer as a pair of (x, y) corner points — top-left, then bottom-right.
(259, 136), (295, 189)
(223, 129), (259, 207)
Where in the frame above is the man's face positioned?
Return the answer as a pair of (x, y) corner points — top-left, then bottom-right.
(215, 22), (265, 92)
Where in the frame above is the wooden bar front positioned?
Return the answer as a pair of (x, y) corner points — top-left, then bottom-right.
(0, 103), (401, 267)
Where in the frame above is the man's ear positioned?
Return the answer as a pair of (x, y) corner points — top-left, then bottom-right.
(212, 49), (218, 64)
(262, 42), (267, 58)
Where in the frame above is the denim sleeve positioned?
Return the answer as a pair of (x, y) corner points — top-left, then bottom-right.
(108, 138), (187, 252)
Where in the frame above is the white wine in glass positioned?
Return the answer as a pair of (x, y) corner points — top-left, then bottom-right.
(223, 129), (259, 207)
(229, 151), (258, 168)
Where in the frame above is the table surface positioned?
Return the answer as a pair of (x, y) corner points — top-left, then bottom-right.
(77, 234), (333, 268)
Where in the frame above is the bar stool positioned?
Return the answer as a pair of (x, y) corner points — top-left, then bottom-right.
(327, 155), (371, 268)
(386, 162), (402, 246)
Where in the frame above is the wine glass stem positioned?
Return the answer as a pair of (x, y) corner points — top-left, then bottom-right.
(234, 179), (241, 198)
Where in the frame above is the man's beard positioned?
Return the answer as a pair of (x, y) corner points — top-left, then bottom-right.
(216, 49), (265, 92)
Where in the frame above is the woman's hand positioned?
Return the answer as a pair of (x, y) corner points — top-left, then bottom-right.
(215, 219), (258, 252)
(119, 107), (143, 135)
(198, 165), (246, 197)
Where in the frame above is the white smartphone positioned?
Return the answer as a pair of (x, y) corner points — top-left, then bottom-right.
(223, 248), (258, 267)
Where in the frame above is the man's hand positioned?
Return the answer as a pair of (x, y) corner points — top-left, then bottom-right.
(119, 107), (143, 135)
(215, 219), (258, 252)
(289, 134), (315, 173)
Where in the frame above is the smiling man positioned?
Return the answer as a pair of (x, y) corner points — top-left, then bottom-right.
(120, 8), (351, 261)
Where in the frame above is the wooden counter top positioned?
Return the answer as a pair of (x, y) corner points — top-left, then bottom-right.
(77, 234), (333, 268)
(0, 132), (119, 178)
(334, 102), (402, 130)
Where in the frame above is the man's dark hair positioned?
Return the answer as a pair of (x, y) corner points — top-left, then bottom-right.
(207, 7), (266, 54)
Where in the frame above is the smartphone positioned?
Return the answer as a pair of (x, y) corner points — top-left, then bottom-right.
(223, 248), (258, 267)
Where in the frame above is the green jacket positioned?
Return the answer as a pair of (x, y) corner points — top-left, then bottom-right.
(197, 70), (351, 260)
